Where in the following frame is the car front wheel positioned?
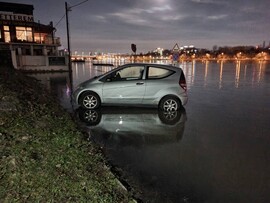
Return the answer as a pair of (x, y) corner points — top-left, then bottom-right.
(159, 96), (180, 111)
(78, 108), (101, 125)
(79, 92), (101, 109)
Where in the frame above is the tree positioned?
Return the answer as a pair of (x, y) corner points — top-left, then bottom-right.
(212, 45), (218, 51)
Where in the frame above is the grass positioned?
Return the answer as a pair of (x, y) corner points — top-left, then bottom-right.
(0, 69), (134, 202)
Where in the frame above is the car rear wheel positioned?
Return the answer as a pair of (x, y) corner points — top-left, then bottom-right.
(158, 109), (181, 125)
(159, 96), (180, 111)
(79, 92), (101, 109)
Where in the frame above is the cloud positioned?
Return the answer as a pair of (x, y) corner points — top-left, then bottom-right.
(108, 5), (172, 26)
(25, 0), (269, 52)
(207, 14), (228, 20)
(109, 11), (149, 26)
(145, 5), (172, 13)
(161, 14), (186, 21)
(93, 15), (107, 23)
(190, 0), (225, 5)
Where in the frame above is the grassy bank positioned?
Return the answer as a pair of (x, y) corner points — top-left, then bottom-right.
(0, 68), (133, 202)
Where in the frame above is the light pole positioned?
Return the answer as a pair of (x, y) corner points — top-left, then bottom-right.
(65, 0), (88, 104)
(65, 0), (89, 73)
(65, 2), (71, 73)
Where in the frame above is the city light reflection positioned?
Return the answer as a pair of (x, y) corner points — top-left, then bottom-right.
(181, 62), (193, 89)
(75, 63), (79, 80)
(244, 64), (247, 81)
(257, 60), (266, 84)
(191, 60), (195, 86)
(82, 63), (85, 76)
(204, 60), (209, 87)
(219, 60), (223, 89)
(235, 61), (241, 88)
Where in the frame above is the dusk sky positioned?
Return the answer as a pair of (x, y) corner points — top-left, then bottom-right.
(5, 0), (270, 53)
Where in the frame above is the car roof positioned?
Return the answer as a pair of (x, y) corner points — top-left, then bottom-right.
(122, 63), (182, 71)
(97, 62), (182, 81)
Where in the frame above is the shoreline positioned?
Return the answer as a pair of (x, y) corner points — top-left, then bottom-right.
(0, 67), (135, 202)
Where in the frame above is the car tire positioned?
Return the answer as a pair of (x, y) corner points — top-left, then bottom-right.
(158, 109), (181, 125)
(78, 108), (101, 126)
(79, 91), (101, 109)
(159, 96), (181, 111)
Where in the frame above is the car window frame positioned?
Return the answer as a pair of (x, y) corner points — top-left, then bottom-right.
(146, 66), (175, 80)
(99, 65), (145, 82)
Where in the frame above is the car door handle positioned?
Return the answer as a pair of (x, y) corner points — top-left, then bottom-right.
(136, 82), (144, 85)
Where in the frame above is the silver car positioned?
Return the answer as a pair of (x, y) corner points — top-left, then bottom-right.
(72, 63), (188, 111)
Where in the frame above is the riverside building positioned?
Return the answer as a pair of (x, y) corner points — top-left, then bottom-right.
(0, 1), (68, 71)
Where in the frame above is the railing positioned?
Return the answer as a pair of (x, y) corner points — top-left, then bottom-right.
(2, 37), (62, 46)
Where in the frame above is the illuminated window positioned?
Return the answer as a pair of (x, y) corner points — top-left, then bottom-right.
(34, 33), (46, 44)
(16, 27), (33, 42)
(34, 33), (53, 44)
(4, 26), (11, 43)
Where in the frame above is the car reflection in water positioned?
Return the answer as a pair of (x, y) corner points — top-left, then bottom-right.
(76, 107), (187, 148)
(76, 107), (187, 202)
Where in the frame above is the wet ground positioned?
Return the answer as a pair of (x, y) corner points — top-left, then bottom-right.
(29, 60), (270, 202)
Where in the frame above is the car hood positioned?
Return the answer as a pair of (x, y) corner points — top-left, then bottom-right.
(78, 75), (102, 87)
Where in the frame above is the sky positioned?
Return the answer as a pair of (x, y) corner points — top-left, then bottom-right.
(3, 0), (270, 53)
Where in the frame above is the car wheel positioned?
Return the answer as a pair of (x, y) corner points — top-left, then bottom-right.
(158, 109), (181, 125)
(79, 91), (101, 109)
(78, 108), (101, 126)
(159, 96), (180, 111)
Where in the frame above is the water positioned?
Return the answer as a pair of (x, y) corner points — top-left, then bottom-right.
(28, 60), (270, 202)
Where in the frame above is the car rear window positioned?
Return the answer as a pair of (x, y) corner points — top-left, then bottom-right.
(147, 67), (174, 79)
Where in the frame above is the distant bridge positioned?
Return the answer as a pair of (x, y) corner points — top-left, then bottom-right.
(71, 55), (98, 61)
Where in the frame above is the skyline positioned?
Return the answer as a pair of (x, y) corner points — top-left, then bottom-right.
(4, 0), (270, 53)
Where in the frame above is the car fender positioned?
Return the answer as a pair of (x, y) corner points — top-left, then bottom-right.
(156, 85), (182, 97)
(143, 86), (181, 105)
(76, 85), (103, 104)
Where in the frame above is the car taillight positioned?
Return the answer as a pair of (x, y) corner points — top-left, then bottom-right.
(179, 72), (187, 91)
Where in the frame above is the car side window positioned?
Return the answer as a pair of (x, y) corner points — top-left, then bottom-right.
(147, 67), (174, 79)
(111, 66), (144, 81)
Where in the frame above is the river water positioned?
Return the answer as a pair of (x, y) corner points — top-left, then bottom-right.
(28, 60), (270, 203)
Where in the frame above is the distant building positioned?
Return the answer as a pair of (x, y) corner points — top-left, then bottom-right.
(0, 1), (67, 71)
(180, 45), (198, 55)
(153, 47), (164, 56)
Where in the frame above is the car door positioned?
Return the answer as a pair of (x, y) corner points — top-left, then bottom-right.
(102, 65), (146, 104)
(143, 66), (175, 104)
